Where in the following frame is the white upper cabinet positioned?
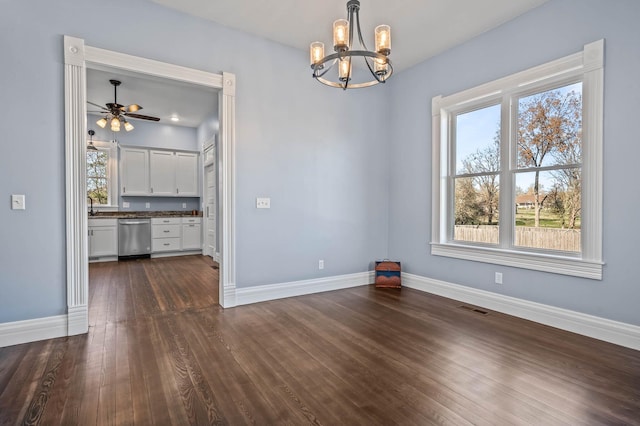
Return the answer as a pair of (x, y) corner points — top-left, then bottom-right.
(120, 147), (199, 197)
(150, 150), (177, 196)
(120, 148), (149, 195)
(176, 152), (199, 196)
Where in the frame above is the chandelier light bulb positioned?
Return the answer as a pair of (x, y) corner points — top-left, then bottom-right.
(333, 19), (349, 51)
(375, 25), (391, 55)
(374, 57), (388, 76)
(339, 57), (351, 82)
(310, 42), (325, 67)
(124, 120), (134, 132)
(96, 117), (107, 128)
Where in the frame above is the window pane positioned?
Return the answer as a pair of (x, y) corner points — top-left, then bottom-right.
(515, 170), (581, 252)
(517, 82), (582, 169)
(453, 176), (499, 244)
(88, 178), (109, 205)
(455, 104), (501, 175)
(87, 151), (108, 178)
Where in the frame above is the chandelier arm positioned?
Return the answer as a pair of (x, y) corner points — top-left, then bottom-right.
(354, 7), (370, 52)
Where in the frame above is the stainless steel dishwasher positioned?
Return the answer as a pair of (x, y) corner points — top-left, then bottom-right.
(118, 218), (151, 258)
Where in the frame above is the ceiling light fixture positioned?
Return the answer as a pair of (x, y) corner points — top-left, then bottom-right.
(310, 0), (393, 90)
(87, 129), (98, 151)
(89, 80), (159, 133)
(170, 115), (180, 122)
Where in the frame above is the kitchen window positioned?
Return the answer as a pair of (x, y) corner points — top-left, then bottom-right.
(87, 141), (118, 208)
(431, 40), (604, 279)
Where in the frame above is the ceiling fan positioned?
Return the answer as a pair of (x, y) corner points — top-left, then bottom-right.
(88, 79), (160, 132)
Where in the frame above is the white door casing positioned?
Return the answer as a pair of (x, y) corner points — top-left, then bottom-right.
(64, 35), (237, 336)
(205, 163), (217, 258)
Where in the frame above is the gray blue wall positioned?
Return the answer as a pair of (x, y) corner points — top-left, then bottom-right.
(0, 0), (389, 322)
(2, 0), (637, 328)
(387, 0), (640, 326)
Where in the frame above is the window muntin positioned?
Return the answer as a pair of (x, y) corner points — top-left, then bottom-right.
(431, 41), (603, 279)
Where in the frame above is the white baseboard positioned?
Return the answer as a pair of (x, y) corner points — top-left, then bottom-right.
(403, 272), (640, 351)
(0, 315), (68, 348)
(236, 271), (374, 307)
(67, 305), (88, 336)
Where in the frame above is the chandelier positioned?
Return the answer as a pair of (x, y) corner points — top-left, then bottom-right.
(309, 0), (393, 90)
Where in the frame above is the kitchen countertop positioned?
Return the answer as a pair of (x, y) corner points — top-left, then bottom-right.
(88, 211), (202, 219)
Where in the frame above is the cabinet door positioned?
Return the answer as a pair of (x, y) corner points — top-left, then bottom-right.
(121, 148), (149, 195)
(149, 150), (176, 196)
(176, 152), (199, 196)
(182, 224), (202, 250)
(90, 226), (118, 257)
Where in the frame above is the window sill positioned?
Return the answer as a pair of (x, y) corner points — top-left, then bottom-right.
(431, 242), (603, 280)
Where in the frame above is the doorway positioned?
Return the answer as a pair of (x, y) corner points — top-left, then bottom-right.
(64, 36), (237, 336)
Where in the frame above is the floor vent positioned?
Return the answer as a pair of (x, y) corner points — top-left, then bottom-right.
(459, 305), (489, 315)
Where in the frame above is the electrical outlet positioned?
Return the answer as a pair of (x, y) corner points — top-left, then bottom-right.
(256, 197), (271, 209)
(182, 203), (187, 208)
(318, 259), (324, 270)
(495, 272), (503, 285)
(122, 201), (130, 208)
(145, 202), (150, 209)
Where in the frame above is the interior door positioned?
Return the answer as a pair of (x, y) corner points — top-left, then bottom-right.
(204, 163), (217, 258)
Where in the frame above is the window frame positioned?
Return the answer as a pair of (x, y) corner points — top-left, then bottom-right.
(87, 140), (119, 209)
(431, 40), (604, 280)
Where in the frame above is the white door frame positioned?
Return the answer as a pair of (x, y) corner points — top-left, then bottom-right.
(64, 35), (237, 335)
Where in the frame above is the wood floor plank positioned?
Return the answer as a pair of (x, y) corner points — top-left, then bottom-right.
(1, 255), (639, 425)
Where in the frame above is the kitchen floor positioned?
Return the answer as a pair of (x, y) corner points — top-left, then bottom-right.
(89, 255), (219, 324)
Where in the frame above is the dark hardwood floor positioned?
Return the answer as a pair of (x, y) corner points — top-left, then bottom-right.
(1, 255), (639, 425)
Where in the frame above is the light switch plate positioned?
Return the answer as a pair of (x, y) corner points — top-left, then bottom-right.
(11, 194), (25, 210)
(256, 197), (270, 209)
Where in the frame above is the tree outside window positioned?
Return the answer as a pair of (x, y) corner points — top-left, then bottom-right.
(87, 149), (109, 205)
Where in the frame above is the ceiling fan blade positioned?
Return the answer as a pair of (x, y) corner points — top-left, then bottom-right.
(125, 104), (143, 113)
(87, 101), (108, 110)
(125, 113), (160, 122)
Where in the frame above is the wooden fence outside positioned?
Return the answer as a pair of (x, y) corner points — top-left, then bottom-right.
(454, 225), (580, 252)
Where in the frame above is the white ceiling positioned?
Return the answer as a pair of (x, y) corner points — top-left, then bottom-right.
(87, 68), (218, 129)
(150, 0), (549, 72)
(88, 0), (549, 128)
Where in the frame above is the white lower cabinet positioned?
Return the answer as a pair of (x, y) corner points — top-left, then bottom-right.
(88, 218), (118, 260)
(151, 217), (202, 256)
(182, 218), (202, 250)
(151, 218), (181, 252)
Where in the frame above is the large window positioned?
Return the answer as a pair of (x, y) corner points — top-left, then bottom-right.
(432, 41), (603, 279)
(87, 141), (118, 208)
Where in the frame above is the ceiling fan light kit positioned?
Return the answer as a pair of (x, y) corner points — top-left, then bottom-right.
(88, 79), (160, 133)
(310, 0), (393, 90)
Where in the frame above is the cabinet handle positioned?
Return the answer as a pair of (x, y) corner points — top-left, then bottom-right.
(163, 220), (170, 223)
(123, 186), (126, 193)
(163, 243), (170, 246)
(177, 188), (179, 194)
(189, 224), (195, 227)
(164, 230), (170, 233)
(151, 187), (154, 194)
